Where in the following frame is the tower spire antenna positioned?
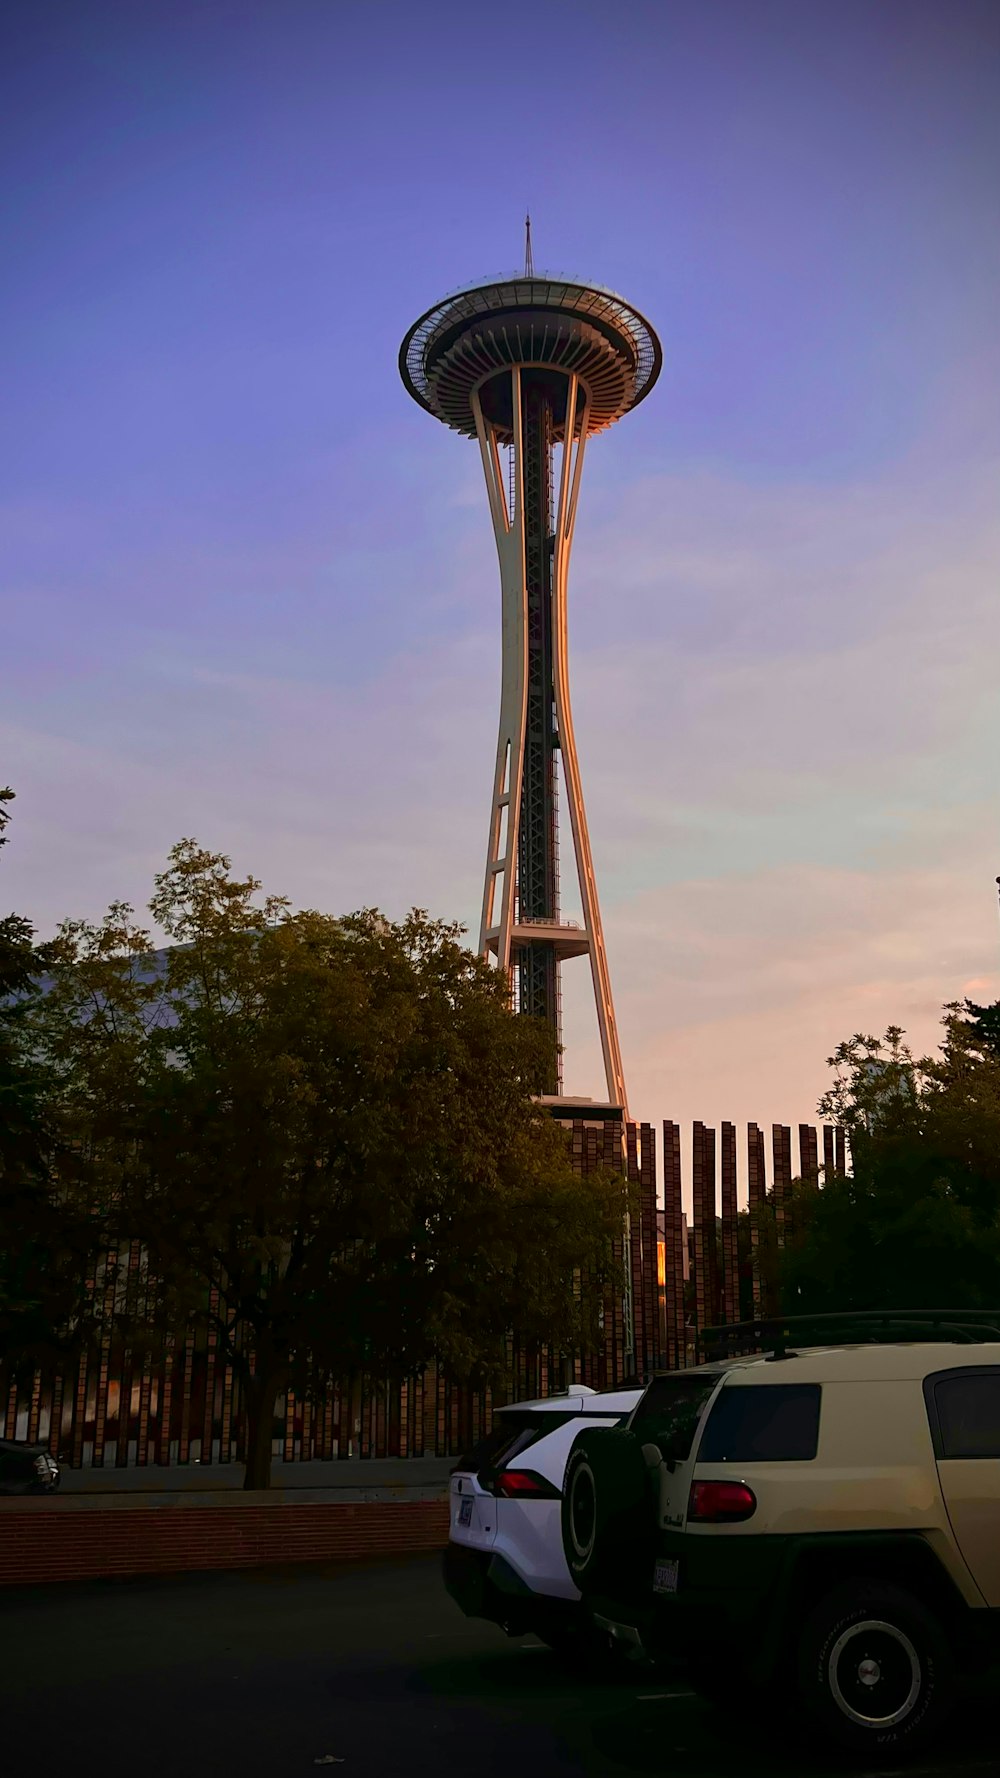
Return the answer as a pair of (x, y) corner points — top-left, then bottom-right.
(524, 212), (533, 277)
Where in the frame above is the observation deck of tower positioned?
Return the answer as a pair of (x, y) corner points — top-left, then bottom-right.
(399, 229), (661, 1117)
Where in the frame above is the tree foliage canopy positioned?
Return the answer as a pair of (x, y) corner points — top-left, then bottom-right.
(22, 839), (631, 1484)
(775, 1006), (1000, 1314)
(0, 789), (103, 1373)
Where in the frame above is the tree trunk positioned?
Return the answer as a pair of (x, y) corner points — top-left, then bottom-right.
(242, 1370), (282, 1491)
(345, 1372), (363, 1458)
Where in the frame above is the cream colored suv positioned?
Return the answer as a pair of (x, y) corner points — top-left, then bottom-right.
(560, 1313), (1000, 1758)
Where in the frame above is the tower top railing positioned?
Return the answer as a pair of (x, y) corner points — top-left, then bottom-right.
(400, 274), (662, 427)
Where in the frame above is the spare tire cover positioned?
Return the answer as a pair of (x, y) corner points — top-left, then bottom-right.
(562, 1423), (654, 1597)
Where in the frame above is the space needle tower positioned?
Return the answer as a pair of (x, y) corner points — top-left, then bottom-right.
(400, 225), (661, 1116)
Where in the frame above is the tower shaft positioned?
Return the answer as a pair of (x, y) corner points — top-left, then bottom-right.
(474, 367), (628, 1114)
(518, 380), (559, 1062)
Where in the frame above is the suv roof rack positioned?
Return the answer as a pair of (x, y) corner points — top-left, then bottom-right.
(697, 1309), (1000, 1363)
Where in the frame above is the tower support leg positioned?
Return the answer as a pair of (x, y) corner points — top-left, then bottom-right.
(473, 369), (628, 1117)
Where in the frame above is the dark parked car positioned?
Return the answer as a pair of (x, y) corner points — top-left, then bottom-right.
(0, 1439), (60, 1495)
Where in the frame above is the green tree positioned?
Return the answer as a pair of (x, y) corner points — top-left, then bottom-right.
(32, 841), (632, 1487)
(777, 1013), (1000, 1315)
(961, 994), (1000, 1064)
(0, 787), (50, 1179)
(0, 789), (102, 1378)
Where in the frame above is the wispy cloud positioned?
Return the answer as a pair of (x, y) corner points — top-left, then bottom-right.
(4, 451), (999, 1160)
(558, 456), (1000, 1128)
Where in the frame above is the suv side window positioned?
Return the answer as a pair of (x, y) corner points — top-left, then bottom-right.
(925, 1370), (1000, 1459)
(697, 1383), (821, 1462)
(628, 1373), (722, 1463)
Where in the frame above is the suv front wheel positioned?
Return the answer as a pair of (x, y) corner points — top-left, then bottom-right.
(797, 1579), (955, 1755)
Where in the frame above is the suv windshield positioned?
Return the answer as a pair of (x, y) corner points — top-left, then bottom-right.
(627, 1373), (722, 1464)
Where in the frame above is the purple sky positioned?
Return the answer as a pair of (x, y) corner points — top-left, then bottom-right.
(3, 0), (999, 1166)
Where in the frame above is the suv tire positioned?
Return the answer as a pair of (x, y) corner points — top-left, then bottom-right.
(797, 1578), (955, 1755)
(562, 1425), (652, 1596)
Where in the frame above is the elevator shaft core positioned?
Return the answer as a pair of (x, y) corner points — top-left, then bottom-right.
(517, 379), (558, 1049)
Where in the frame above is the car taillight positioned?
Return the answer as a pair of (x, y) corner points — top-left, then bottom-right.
(688, 1480), (757, 1522)
(493, 1468), (559, 1499)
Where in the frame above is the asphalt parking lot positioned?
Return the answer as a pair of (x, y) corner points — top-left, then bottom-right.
(1, 1552), (997, 1778)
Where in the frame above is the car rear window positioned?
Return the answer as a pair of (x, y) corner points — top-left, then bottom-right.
(452, 1410), (577, 1478)
(627, 1373), (722, 1463)
(697, 1383), (821, 1462)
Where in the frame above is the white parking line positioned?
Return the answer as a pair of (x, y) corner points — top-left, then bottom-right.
(636, 1690), (697, 1700)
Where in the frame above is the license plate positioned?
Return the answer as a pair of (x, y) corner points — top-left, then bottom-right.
(653, 1558), (679, 1594)
(458, 1496), (474, 1527)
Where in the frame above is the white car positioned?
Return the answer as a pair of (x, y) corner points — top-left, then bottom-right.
(443, 1384), (643, 1654)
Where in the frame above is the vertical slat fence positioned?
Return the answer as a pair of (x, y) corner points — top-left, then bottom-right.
(0, 1115), (846, 1468)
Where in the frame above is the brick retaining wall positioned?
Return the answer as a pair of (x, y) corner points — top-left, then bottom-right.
(0, 1494), (450, 1587)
